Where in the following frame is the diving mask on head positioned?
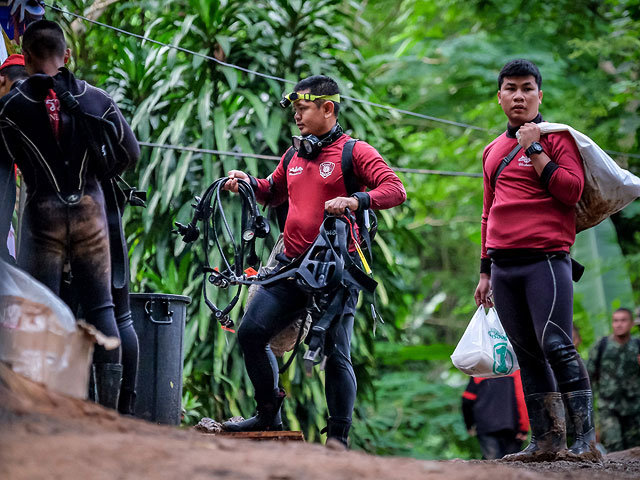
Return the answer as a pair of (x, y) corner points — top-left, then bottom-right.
(279, 91), (341, 109)
(292, 123), (344, 160)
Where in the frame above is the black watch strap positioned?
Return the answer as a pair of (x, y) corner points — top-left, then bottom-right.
(525, 142), (544, 157)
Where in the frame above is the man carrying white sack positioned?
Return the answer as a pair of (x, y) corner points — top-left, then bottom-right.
(474, 59), (599, 462)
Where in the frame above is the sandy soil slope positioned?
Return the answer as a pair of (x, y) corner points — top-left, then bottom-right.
(1, 366), (639, 480)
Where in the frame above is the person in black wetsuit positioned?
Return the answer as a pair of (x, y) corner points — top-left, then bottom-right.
(0, 20), (139, 408)
(221, 75), (406, 448)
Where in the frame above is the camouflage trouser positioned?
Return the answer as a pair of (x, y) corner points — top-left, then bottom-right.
(599, 409), (640, 452)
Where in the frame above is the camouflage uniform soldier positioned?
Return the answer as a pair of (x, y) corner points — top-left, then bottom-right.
(587, 308), (640, 452)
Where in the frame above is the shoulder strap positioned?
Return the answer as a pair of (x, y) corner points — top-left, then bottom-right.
(491, 144), (522, 189)
(273, 147), (296, 232)
(340, 138), (378, 266)
(282, 146), (295, 171)
(341, 138), (359, 195)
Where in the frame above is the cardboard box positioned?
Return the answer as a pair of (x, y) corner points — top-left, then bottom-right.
(0, 260), (119, 399)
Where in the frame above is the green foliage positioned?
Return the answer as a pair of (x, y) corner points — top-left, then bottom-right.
(573, 218), (635, 346)
(51, 0), (640, 461)
(353, 368), (480, 459)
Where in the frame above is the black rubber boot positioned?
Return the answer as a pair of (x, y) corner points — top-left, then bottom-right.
(501, 392), (567, 462)
(94, 363), (123, 410)
(563, 390), (602, 461)
(118, 388), (137, 416)
(222, 388), (285, 432)
(324, 417), (351, 450)
(88, 366), (97, 402)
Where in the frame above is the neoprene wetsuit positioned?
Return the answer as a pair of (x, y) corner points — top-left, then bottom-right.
(0, 67), (139, 365)
(239, 132), (405, 431)
(480, 115), (590, 396)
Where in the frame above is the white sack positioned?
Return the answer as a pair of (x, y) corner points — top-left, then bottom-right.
(533, 122), (640, 232)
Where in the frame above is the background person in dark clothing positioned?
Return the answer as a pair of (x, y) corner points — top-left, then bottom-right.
(0, 54), (27, 262)
(222, 75), (406, 447)
(0, 20), (139, 409)
(462, 370), (529, 459)
(474, 59), (597, 461)
(0, 54), (28, 96)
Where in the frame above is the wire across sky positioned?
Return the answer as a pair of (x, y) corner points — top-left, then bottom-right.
(46, 2), (640, 176)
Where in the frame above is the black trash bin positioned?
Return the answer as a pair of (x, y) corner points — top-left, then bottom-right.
(130, 293), (191, 425)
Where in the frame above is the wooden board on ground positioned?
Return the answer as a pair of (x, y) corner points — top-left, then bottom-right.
(208, 431), (305, 442)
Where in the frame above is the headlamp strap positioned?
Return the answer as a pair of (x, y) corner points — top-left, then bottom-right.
(280, 91), (341, 108)
(288, 92), (340, 103)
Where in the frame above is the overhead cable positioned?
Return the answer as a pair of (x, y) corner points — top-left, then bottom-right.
(138, 141), (483, 178)
(46, 3), (291, 84)
(47, 3), (640, 159)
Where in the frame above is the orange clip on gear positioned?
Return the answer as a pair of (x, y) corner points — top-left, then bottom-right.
(244, 267), (259, 277)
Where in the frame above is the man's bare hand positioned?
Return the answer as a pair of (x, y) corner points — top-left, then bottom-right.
(516, 432), (528, 442)
(474, 273), (494, 308)
(325, 196), (358, 215)
(223, 170), (250, 193)
(517, 122), (541, 150)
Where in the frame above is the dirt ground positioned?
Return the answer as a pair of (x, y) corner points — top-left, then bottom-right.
(1, 367), (639, 480)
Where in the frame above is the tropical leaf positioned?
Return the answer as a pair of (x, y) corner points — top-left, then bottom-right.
(572, 218), (635, 341)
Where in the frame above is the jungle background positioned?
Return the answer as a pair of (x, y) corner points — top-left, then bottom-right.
(45, 0), (640, 460)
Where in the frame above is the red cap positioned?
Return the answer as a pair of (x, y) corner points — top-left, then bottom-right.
(0, 54), (25, 72)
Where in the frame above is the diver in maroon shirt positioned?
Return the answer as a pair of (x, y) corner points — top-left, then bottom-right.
(222, 75), (406, 447)
(474, 59), (598, 462)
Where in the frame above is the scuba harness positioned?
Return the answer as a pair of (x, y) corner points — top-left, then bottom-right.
(174, 177), (270, 330)
(175, 187), (377, 373)
(174, 129), (380, 374)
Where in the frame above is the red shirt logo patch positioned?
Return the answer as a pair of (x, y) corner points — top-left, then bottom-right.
(319, 162), (335, 179)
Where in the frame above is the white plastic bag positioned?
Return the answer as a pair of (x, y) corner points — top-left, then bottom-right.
(520, 122), (640, 232)
(451, 306), (519, 377)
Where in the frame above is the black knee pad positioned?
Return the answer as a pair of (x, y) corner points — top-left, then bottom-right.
(542, 323), (588, 388)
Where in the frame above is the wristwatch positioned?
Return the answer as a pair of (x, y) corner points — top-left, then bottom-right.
(525, 141), (544, 157)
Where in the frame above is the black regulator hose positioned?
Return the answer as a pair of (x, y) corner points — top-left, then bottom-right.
(173, 177), (269, 330)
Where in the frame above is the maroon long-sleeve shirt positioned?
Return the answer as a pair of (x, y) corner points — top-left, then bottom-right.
(255, 134), (406, 258)
(481, 130), (584, 260)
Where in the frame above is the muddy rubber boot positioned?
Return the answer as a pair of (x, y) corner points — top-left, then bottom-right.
(563, 390), (602, 462)
(222, 388), (285, 432)
(94, 363), (123, 410)
(118, 388), (137, 416)
(323, 417), (351, 450)
(501, 392), (567, 462)
(88, 366), (98, 402)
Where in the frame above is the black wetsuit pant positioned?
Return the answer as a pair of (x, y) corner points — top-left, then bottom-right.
(237, 279), (358, 426)
(490, 254), (590, 396)
(18, 186), (121, 365)
(111, 276), (138, 398)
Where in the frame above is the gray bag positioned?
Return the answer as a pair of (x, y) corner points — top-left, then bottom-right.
(245, 234), (311, 357)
